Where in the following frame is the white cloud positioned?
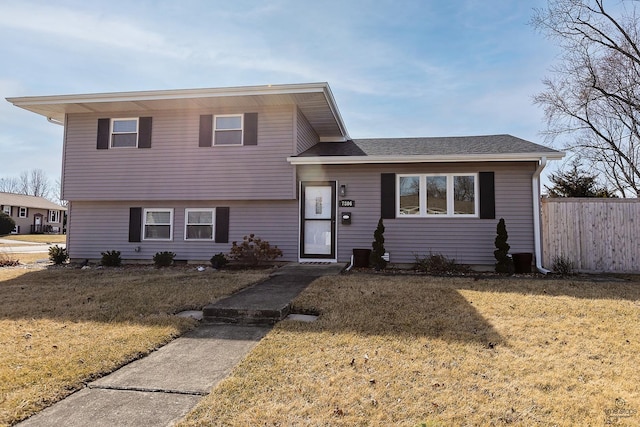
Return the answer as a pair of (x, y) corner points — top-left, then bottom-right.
(0, 3), (178, 57)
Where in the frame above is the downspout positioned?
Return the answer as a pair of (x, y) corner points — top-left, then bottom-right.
(345, 254), (355, 271)
(47, 117), (64, 126)
(532, 157), (550, 274)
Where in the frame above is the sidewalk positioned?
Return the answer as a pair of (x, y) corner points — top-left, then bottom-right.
(0, 238), (65, 253)
(17, 262), (345, 427)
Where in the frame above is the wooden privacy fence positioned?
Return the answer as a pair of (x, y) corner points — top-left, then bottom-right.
(541, 198), (640, 273)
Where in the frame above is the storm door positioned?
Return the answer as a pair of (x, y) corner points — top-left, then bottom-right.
(300, 181), (336, 260)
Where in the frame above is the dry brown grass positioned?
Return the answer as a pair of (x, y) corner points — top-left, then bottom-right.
(0, 235), (66, 244)
(0, 266), (266, 426)
(0, 252), (49, 266)
(180, 274), (640, 427)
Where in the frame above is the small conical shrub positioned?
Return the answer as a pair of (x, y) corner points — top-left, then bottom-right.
(370, 218), (387, 270)
(494, 218), (513, 274)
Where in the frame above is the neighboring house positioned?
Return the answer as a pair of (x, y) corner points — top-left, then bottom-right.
(0, 192), (66, 235)
(7, 83), (563, 270)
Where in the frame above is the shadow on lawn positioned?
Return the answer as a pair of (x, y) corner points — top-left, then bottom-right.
(0, 267), (256, 328)
(289, 274), (640, 345)
(290, 280), (505, 346)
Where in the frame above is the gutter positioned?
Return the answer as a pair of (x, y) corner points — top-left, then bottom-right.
(532, 157), (550, 274)
(47, 117), (64, 126)
(287, 152), (565, 165)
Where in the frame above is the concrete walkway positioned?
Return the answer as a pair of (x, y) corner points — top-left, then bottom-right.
(0, 238), (65, 253)
(17, 262), (345, 427)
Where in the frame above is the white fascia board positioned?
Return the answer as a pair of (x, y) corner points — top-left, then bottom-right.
(287, 152), (566, 165)
(6, 82), (331, 106)
(320, 84), (350, 140)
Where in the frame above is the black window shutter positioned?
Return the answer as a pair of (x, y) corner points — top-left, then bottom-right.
(129, 207), (142, 242)
(215, 207), (230, 243)
(138, 117), (152, 148)
(199, 115), (213, 147)
(380, 173), (396, 219)
(243, 113), (258, 145)
(25, 208), (29, 218)
(97, 118), (110, 149)
(479, 172), (495, 219)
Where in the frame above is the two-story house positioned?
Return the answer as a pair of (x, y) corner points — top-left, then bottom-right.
(7, 82), (563, 270)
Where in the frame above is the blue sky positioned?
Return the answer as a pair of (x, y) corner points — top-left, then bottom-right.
(0, 0), (561, 186)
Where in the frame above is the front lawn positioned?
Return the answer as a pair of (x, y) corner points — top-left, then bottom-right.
(180, 274), (640, 426)
(0, 266), (266, 426)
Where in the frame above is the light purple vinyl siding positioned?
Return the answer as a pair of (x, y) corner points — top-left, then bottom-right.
(295, 107), (319, 154)
(298, 162), (536, 265)
(62, 105), (296, 201)
(67, 200), (299, 261)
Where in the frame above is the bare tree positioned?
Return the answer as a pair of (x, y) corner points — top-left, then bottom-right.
(53, 177), (67, 206)
(2, 169), (52, 199)
(532, 0), (640, 197)
(0, 177), (20, 193)
(29, 169), (50, 199)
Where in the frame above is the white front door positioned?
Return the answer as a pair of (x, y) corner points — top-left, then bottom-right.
(300, 181), (336, 260)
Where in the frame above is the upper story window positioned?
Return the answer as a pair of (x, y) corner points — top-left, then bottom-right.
(2, 205), (10, 216)
(111, 118), (139, 148)
(49, 210), (61, 223)
(184, 209), (215, 240)
(18, 207), (28, 218)
(214, 115), (243, 145)
(143, 208), (173, 240)
(398, 173), (478, 217)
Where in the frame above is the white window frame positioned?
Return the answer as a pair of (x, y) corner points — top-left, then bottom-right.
(213, 114), (243, 146)
(396, 173), (479, 218)
(18, 207), (28, 218)
(143, 208), (174, 241)
(184, 208), (216, 241)
(49, 210), (61, 223)
(2, 205), (10, 216)
(110, 118), (139, 148)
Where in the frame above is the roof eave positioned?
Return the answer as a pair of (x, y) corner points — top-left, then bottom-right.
(287, 152), (566, 165)
(6, 82), (331, 107)
(6, 82), (350, 140)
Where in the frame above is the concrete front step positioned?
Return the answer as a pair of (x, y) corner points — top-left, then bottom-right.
(202, 305), (291, 325)
(202, 263), (346, 324)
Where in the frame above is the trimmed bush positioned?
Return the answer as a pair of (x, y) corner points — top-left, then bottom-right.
(48, 245), (68, 265)
(153, 251), (176, 267)
(0, 212), (15, 235)
(210, 252), (228, 269)
(494, 218), (514, 274)
(370, 218), (387, 270)
(229, 234), (283, 266)
(101, 250), (122, 267)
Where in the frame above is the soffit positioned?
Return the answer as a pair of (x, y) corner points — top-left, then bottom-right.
(7, 83), (348, 140)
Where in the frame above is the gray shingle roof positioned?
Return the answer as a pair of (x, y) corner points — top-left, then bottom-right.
(297, 134), (561, 157)
(0, 192), (66, 211)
